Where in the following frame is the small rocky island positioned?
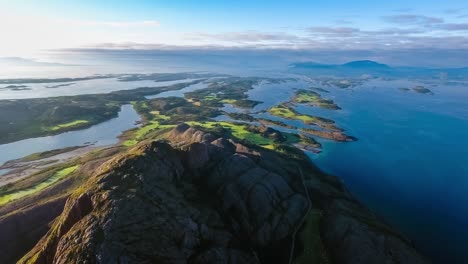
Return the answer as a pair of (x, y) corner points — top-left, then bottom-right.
(412, 86), (433, 94)
(398, 86), (434, 95)
(2, 85), (31, 91)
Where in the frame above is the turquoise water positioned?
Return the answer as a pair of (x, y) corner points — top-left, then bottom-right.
(304, 79), (468, 263)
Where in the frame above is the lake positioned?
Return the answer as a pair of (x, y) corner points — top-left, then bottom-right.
(0, 104), (140, 166)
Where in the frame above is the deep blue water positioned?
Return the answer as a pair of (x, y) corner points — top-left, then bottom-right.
(244, 78), (468, 263)
(304, 79), (468, 263)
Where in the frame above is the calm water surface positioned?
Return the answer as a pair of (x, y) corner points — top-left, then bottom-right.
(0, 104), (140, 166)
(248, 78), (468, 263)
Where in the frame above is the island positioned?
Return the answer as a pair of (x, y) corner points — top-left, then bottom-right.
(412, 86), (433, 94)
(44, 83), (75, 89)
(291, 89), (341, 110)
(2, 85), (31, 91)
(398, 86), (433, 95)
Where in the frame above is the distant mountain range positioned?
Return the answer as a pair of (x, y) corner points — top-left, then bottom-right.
(292, 60), (390, 70)
(289, 60), (468, 78)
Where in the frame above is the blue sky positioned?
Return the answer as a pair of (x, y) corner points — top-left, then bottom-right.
(0, 0), (467, 56)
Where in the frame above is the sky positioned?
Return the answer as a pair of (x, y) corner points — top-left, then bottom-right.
(0, 0), (467, 64)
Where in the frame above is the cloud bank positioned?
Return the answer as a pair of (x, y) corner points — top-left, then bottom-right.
(79, 12), (468, 52)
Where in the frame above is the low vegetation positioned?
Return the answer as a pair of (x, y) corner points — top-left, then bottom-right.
(187, 121), (276, 148)
(268, 104), (334, 126)
(293, 209), (329, 264)
(15, 146), (84, 162)
(46, 120), (90, 131)
(292, 89), (341, 110)
(184, 78), (262, 108)
(0, 165), (79, 205)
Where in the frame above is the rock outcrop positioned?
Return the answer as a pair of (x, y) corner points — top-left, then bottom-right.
(0, 196), (67, 264)
(19, 124), (428, 264)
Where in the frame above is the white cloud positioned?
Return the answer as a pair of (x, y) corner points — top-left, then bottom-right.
(1, 7), (467, 59)
(309, 27), (360, 35)
(189, 31), (302, 44)
(0, 10), (160, 56)
(437, 23), (468, 31)
(383, 15), (444, 25)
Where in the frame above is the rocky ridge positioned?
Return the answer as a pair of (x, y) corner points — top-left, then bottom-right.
(18, 124), (428, 264)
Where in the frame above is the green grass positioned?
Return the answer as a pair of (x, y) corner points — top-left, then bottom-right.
(123, 120), (176, 146)
(149, 111), (170, 120)
(46, 120), (89, 131)
(122, 109), (176, 147)
(220, 99), (237, 104)
(187, 121), (275, 146)
(293, 90), (339, 110)
(294, 90), (322, 104)
(132, 101), (149, 109)
(269, 105), (319, 124)
(203, 94), (218, 100)
(135, 121), (161, 139)
(123, 139), (138, 147)
(0, 165), (79, 205)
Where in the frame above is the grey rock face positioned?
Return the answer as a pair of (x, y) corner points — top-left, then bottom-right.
(21, 126), (309, 264)
(208, 154), (309, 247)
(20, 125), (429, 264)
(320, 199), (428, 264)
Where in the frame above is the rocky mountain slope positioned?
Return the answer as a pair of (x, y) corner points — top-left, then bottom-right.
(17, 124), (428, 264)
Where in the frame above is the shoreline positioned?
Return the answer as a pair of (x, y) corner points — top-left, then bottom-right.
(0, 145), (101, 188)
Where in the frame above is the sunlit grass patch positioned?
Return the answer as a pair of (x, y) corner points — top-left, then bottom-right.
(0, 165), (79, 205)
(123, 139), (138, 147)
(135, 122), (161, 139)
(123, 121), (176, 146)
(293, 90), (340, 110)
(269, 105), (318, 124)
(220, 99), (237, 104)
(149, 111), (170, 120)
(132, 101), (149, 110)
(186, 121), (274, 146)
(294, 90), (322, 104)
(203, 94), (218, 100)
(46, 120), (89, 131)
